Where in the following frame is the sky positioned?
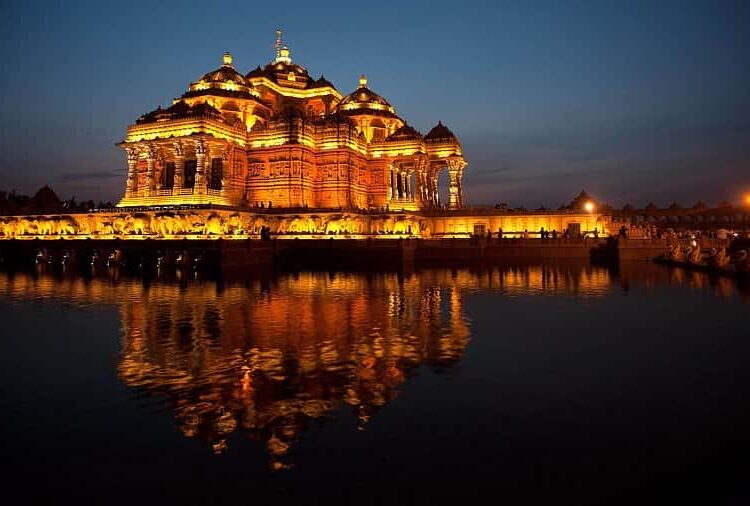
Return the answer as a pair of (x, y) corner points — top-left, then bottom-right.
(0, 0), (748, 208)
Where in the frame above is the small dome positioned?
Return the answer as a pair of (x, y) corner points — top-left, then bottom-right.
(191, 53), (251, 91)
(337, 77), (398, 118)
(424, 121), (457, 141)
(309, 75), (336, 89)
(385, 124), (422, 142)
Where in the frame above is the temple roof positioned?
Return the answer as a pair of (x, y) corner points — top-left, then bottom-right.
(385, 124), (422, 142)
(309, 75), (335, 89)
(186, 52), (259, 99)
(424, 121), (457, 141)
(136, 100), (222, 124)
(196, 53), (249, 87)
(337, 75), (399, 119)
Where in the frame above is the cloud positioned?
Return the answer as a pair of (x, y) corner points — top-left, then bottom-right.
(56, 169), (123, 183)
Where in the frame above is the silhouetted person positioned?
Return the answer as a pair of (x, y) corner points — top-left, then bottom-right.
(552, 229), (557, 239)
(497, 227), (503, 239)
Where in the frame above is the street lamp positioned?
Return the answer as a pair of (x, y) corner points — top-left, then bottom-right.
(583, 201), (597, 237)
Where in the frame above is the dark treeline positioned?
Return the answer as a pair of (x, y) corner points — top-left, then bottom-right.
(0, 186), (113, 216)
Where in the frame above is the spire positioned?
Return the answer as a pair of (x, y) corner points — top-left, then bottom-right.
(359, 74), (368, 88)
(275, 29), (282, 59)
(222, 51), (233, 67)
(273, 29), (292, 64)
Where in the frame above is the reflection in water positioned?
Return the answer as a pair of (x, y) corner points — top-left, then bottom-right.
(1, 261), (746, 470)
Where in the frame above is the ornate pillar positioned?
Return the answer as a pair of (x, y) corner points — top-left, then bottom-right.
(414, 157), (427, 206)
(387, 167), (394, 200)
(432, 174), (439, 207)
(404, 170), (411, 200)
(194, 139), (207, 194)
(125, 147), (139, 198)
(173, 141), (184, 191)
(447, 158), (466, 209)
(145, 145), (157, 196)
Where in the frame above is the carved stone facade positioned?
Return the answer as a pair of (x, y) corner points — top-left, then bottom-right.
(116, 34), (467, 211)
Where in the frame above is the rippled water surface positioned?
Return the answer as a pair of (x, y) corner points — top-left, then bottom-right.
(1, 262), (749, 505)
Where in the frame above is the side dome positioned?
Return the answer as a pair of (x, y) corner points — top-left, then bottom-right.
(385, 124), (422, 142)
(188, 52), (256, 95)
(337, 75), (399, 119)
(424, 121), (456, 141)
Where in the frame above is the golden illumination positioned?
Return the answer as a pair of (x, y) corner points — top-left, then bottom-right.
(584, 201), (595, 213)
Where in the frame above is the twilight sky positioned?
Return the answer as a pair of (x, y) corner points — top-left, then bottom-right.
(0, 0), (748, 208)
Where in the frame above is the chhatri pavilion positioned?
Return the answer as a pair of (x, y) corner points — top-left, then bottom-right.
(118, 31), (467, 211)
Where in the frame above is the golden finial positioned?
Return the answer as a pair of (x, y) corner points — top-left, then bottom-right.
(359, 74), (368, 88)
(275, 29), (282, 59)
(274, 30), (292, 64)
(223, 52), (233, 66)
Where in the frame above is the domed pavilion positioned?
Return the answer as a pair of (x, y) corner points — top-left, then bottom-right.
(117, 31), (467, 210)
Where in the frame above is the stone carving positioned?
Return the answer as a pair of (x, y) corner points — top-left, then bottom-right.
(128, 213), (152, 235)
(203, 213), (224, 235)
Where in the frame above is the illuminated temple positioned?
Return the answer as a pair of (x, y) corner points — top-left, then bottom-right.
(118, 31), (466, 211)
(0, 32), (607, 240)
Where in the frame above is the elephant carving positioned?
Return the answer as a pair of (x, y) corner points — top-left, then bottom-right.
(203, 214), (224, 235)
(223, 213), (245, 234)
(56, 216), (78, 235)
(129, 214), (151, 235)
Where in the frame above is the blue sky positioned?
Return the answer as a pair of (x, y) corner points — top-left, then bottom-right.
(0, 0), (748, 207)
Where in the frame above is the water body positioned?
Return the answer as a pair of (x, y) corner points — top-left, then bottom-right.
(1, 263), (749, 505)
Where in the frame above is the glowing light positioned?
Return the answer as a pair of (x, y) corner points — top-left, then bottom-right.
(584, 201), (595, 213)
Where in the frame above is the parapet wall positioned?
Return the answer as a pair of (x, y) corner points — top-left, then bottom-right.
(0, 208), (609, 240)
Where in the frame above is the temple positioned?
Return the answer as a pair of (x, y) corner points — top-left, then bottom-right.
(118, 31), (466, 211)
(0, 32), (608, 241)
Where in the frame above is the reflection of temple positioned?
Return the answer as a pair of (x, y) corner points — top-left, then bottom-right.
(0, 264), (630, 468)
(114, 271), (472, 468)
(118, 31), (466, 211)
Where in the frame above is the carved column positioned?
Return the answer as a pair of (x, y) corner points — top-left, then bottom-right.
(173, 141), (184, 191)
(125, 148), (139, 198)
(220, 147), (230, 197)
(388, 165), (393, 200)
(194, 139), (207, 194)
(404, 170), (411, 200)
(414, 157), (427, 206)
(145, 145), (157, 196)
(432, 173), (439, 207)
(447, 158), (466, 210)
